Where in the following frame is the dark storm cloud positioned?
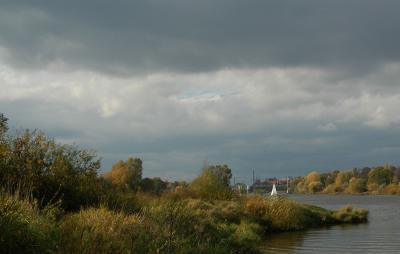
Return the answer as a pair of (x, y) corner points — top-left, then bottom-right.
(2, 0), (400, 181)
(1, 0), (400, 74)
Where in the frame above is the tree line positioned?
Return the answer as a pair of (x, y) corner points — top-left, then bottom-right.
(291, 165), (400, 194)
(0, 113), (235, 211)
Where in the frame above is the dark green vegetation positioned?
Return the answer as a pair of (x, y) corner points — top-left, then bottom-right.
(291, 165), (400, 195)
(0, 114), (368, 253)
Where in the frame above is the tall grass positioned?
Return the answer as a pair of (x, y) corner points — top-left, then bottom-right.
(0, 190), (59, 254)
(59, 207), (143, 254)
(333, 205), (368, 223)
(243, 196), (368, 232)
(57, 198), (261, 254)
(0, 189), (368, 254)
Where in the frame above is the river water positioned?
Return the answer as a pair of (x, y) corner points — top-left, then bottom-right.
(260, 195), (400, 254)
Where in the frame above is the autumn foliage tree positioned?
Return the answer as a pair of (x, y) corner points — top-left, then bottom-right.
(105, 157), (143, 191)
(304, 171), (322, 193)
(0, 113), (7, 137)
(0, 128), (101, 211)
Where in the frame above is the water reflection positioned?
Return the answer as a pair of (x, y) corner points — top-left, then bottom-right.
(260, 231), (306, 254)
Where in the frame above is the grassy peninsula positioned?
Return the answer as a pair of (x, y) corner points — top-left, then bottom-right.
(0, 191), (368, 254)
(0, 114), (368, 253)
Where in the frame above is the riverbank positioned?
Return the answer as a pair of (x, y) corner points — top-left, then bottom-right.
(261, 194), (400, 253)
(1, 191), (368, 254)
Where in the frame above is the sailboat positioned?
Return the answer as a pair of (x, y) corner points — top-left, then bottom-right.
(270, 184), (278, 196)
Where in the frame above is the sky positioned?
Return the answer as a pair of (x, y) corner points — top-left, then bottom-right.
(1, 1), (400, 183)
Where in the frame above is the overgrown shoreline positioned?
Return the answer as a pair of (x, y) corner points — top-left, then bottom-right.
(1, 190), (368, 254)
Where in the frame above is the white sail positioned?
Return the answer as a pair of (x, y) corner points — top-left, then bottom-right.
(271, 184), (278, 196)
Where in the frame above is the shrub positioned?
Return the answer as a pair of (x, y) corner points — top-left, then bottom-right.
(59, 207), (143, 254)
(210, 220), (260, 254)
(145, 200), (199, 253)
(0, 191), (59, 254)
(189, 169), (233, 200)
(0, 130), (102, 211)
(243, 196), (270, 227)
(99, 185), (141, 214)
(229, 220), (262, 253)
(333, 205), (368, 223)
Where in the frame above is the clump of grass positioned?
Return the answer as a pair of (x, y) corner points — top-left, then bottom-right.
(242, 196), (368, 232)
(244, 196), (268, 219)
(216, 219), (262, 253)
(243, 196), (271, 229)
(59, 207), (144, 254)
(232, 220), (262, 251)
(333, 205), (368, 223)
(0, 190), (59, 254)
(263, 196), (322, 231)
(58, 198), (260, 254)
(145, 199), (258, 254)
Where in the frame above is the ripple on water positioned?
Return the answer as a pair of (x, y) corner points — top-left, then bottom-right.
(260, 195), (400, 254)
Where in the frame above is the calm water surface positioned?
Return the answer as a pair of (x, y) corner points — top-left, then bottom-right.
(260, 195), (400, 254)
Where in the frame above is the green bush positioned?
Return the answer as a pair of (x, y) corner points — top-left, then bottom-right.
(0, 191), (59, 254)
(231, 220), (262, 251)
(189, 168), (233, 200)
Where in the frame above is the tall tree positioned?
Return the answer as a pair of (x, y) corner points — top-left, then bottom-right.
(305, 171), (320, 184)
(360, 167), (371, 180)
(140, 177), (167, 194)
(0, 113), (8, 138)
(368, 167), (393, 186)
(335, 171), (352, 190)
(105, 157), (143, 190)
(190, 166), (232, 200)
(347, 177), (367, 193)
(205, 164), (232, 186)
(0, 129), (101, 211)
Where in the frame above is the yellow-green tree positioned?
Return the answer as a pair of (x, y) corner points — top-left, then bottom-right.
(105, 157), (143, 190)
(335, 171), (352, 191)
(0, 128), (101, 211)
(305, 171), (322, 193)
(306, 171), (320, 183)
(346, 177), (367, 193)
(189, 166), (232, 200)
(0, 113), (7, 137)
(0, 114), (8, 169)
(367, 166), (394, 191)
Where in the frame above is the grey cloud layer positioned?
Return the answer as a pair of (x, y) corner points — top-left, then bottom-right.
(2, 59), (400, 179)
(1, 1), (400, 181)
(1, 1), (400, 74)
